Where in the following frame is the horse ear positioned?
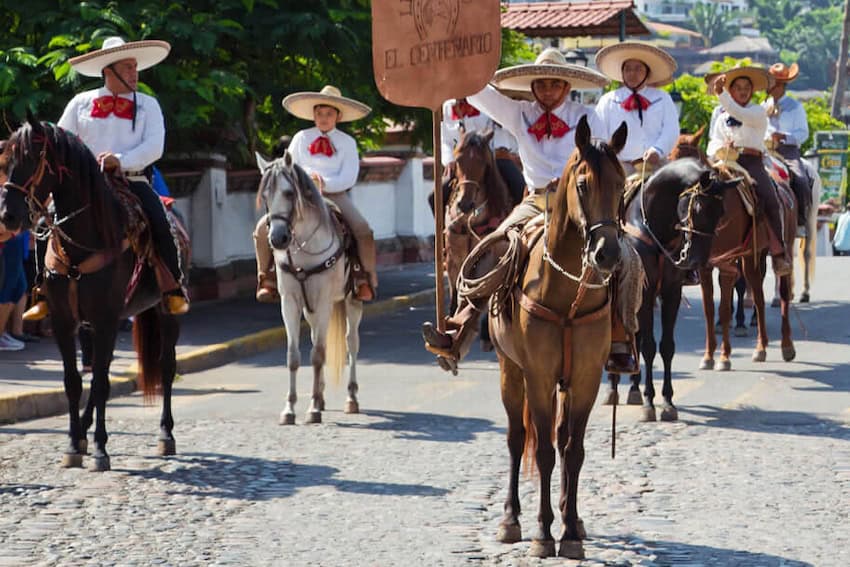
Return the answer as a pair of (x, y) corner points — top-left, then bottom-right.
(575, 115), (591, 152)
(284, 150), (293, 168)
(699, 169), (712, 189)
(255, 151), (271, 172)
(483, 129), (494, 145)
(25, 109), (42, 133)
(609, 121), (628, 155)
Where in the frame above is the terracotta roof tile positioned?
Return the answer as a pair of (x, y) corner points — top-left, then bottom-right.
(502, 1), (649, 38)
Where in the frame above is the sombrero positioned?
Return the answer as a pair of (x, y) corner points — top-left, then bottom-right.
(282, 85), (371, 123)
(492, 48), (610, 92)
(595, 41), (677, 84)
(707, 66), (771, 93)
(68, 37), (170, 77)
(768, 62), (799, 83)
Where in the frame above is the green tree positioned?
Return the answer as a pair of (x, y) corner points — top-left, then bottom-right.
(690, 2), (739, 46)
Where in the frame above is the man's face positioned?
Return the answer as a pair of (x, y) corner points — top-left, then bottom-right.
(104, 58), (138, 93)
(621, 59), (648, 90)
(531, 79), (570, 110)
(730, 77), (753, 106)
(313, 105), (340, 133)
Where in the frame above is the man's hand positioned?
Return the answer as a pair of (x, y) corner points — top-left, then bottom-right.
(712, 74), (726, 96)
(643, 149), (661, 165)
(96, 152), (121, 173)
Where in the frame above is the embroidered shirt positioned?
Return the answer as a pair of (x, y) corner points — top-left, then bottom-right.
(763, 95), (809, 147)
(288, 126), (359, 194)
(440, 99), (519, 166)
(594, 86), (679, 162)
(468, 85), (598, 189)
(57, 87), (164, 172)
(707, 91), (768, 157)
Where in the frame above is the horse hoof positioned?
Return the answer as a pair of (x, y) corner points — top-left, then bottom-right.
(344, 400), (359, 414)
(528, 539), (556, 558)
(699, 358), (715, 370)
(78, 438), (88, 455)
(158, 439), (176, 456)
(641, 405), (657, 422)
(752, 350), (767, 363)
(734, 325), (749, 337)
(627, 390), (643, 406)
(576, 518), (587, 540)
(602, 390), (618, 406)
(800, 292), (810, 303)
(558, 540), (585, 559)
(718, 359), (731, 372)
(305, 411), (322, 424)
(496, 522), (521, 544)
(90, 455), (111, 472)
(279, 412), (296, 426)
(316, 398), (326, 412)
(61, 453), (83, 468)
(782, 346), (796, 362)
(660, 404), (678, 422)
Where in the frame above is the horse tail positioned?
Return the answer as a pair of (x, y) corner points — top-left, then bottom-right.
(325, 300), (348, 386)
(521, 389), (560, 477)
(133, 307), (162, 402)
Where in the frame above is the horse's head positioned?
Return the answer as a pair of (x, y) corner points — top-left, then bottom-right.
(256, 150), (323, 251)
(670, 125), (706, 162)
(0, 115), (54, 233)
(560, 116), (627, 276)
(673, 169), (740, 269)
(453, 129), (494, 214)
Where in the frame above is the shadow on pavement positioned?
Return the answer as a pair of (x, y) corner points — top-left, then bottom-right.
(774, 361), (850, 394)
(681, 405), (850, 441)
(335, 409), (501, 443)
(116, 451), (449, 501)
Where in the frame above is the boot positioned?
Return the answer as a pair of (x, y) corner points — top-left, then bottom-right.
(605, 341), (639, 374)
(256, 272), (279, 303)
(164, 289), (190, 315)
(254, 216), (278, 303)
(772, 255), (792, 277)
(355, 277), (375, 302)
(422, 302), (482, 365)
(23, 287), (49, 321)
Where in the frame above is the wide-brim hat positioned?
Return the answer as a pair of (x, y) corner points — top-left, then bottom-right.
(595, 41), (677, 84)
(769, 62), (799, 83)
(68, 36), (170, 77)
(717, 66), (771, 93)
(492, 48), (609, 92)
(282, 85), (371, 123)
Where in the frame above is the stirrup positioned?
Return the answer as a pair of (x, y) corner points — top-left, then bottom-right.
(164, 292), (190, 315)
(23, 300), (50, 322)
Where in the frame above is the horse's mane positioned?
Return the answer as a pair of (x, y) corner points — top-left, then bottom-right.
(456, 131), (513, 216)
(258, 155), (326, 217)
(9, 121), (122, 251)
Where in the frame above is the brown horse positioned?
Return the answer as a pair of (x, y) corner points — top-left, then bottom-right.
(444, 130), (514, 313)
(672, 129), (797, 369)
(489, 116), (627, 559)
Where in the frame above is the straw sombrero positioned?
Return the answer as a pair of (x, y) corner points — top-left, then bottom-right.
(768, 62), (799, 83)
(282, 85), (371, 123)
(69, 37), (170, 77)
(707, 66), (771, 93)
(595, 42), (677, 84)
(492, 48), (610, 92)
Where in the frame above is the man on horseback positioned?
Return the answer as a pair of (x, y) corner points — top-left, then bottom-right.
(594, 42), (680, 177)
(253, 85), (376, 303)
(421, 48), (640, 374)
(764, 63), (812, 229)
(24, 36), (189, 321)
(707, 67), (793, 276)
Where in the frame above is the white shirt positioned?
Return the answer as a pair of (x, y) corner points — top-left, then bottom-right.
(764, 94), (809, 147)
(707, 91), (768, 157)
(288, 126), (360, 194)
(594, 86), (679, 162)
(440, 99), (519, 166)
(468, 85), (598, 189)
(57, 87), (164, 172)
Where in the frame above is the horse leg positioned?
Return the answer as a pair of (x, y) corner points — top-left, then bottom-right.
(639, 314), (658, 422)
(344, 298), (364, 414)
(89, 324), (119, 472)
(734, 275), (748, 335)
(557, 406), (590, 559)
(659, 285), (681, 421)
(496, 356), (524, 544)
(743, 256), (768, 362)
(716, 270), (736, 371)
(280, 296), (302, 425)
(157, 314), (179, 456)
(626, 324), (643, 406)
(699, 268), (717, 369)
(526, 382), (556, 558)
(54, 314), (85, 468)
(779, 275), (796, 361)
(305, 303), (332, 424)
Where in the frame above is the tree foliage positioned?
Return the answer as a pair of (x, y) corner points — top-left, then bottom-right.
(690, 2), (739, 47)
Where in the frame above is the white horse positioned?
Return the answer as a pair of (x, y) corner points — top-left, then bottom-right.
(796, 159), (821, 302)
(256, 152), (364, 424)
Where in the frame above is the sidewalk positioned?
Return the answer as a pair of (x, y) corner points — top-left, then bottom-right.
(0, 262), (438, 423)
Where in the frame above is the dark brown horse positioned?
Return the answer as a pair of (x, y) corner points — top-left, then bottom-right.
(0, 117), (185, 471)
(672, 129), (797, 369)
(488, 117), (626, 559)
(605, 158), (738, 421)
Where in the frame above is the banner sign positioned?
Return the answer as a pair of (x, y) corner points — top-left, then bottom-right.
(814, 131), (849, 204)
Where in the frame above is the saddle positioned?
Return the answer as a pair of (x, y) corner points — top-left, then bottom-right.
(323, 197), (367, 296)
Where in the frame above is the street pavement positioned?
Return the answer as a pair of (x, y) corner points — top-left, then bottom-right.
(1, 258), (849, 566)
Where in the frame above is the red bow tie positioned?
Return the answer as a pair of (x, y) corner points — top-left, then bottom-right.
(90, 95), (134, 120)
(451, 100), (480, 120)
(527, 112), (570, 142)
(309, 135), (334, 157)
(621, 93), (650, 112)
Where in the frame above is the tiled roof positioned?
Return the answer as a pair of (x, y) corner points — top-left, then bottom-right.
(502, 1), (650, 38)
(699, 35), (776, 56)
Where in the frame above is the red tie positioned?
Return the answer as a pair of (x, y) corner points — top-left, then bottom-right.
(309, 135), (334, 157)
(90, 95), (134, 120)
(451, 99), (480, 120)
(621, 93), (650, 112)
(527, 112), (570, 142)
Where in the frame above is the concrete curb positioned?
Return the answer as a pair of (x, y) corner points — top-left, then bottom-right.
(0, 288), (435, 424)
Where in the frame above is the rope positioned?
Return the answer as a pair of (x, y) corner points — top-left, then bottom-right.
(455, 228), (522, 316)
